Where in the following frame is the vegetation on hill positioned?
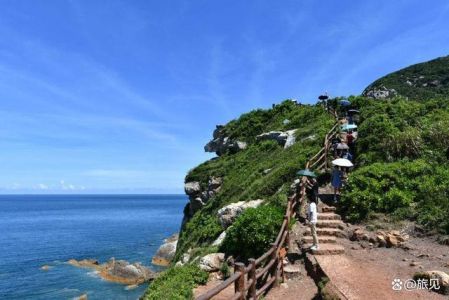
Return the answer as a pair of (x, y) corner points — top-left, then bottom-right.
(339, 96), (449, 234)
(142, 265), (208, 300)
(177, 101), (334, 259)
(363, 55), (449, 101)
(145, 55), (449, 299)
(144, 100), (335, 299)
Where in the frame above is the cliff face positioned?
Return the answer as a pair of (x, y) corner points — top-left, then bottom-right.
(363, 55), (449, 100)
(174, 100), (335, 262)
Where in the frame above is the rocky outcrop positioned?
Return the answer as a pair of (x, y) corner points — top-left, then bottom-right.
(350, 228), (409, 248)
(199, 253), (225, 272)
(204, 125), (247, 156)
(183, 177), (223, 223)
(363, 85), (397, 99)
(68, 258), (156, 285)
(256, 129), (297, 148)
(217, 199), (264, 228)
(152, 233), (178, 266)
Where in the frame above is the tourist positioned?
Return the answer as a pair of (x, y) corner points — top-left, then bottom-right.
(347, 130), (355, 155)
(331, 136), (341, 158)
(331, 165), (343, 202)
(307, 196), (319, 250)
(342, 150), (353, 162)
(306, 176), (319, 204)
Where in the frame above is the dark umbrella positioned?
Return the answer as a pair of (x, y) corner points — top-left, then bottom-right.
(297, 169), (317, 178)
(318, 95), (329, 100)
(340, 99), (351, 106)
(336, 143), (349, 150)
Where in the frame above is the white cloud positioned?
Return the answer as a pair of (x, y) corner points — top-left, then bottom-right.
(36, 183), (48, 190)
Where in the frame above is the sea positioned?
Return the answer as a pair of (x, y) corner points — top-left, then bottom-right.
(0, 194), (187, 300)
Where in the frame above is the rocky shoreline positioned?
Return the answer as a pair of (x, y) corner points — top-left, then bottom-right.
(67, 258), (157, 286)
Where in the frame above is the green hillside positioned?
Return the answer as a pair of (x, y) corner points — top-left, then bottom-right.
(363, 55), (449, 100)
(144, 100), (335, 299)
(144, 56), (449, 299)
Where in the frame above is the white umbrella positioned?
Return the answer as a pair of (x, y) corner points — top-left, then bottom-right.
(332, 158), (354, 167)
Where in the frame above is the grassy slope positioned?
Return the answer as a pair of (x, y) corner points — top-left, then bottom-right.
(363, 55), (449, 100)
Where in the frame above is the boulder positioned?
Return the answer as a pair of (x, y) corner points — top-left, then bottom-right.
(208, 177), (223, 190)
(256, 130), (297, 148)
(75, 294), (88, 300)
(204, 126), (247, 156)
(184, 182), (201, 196)
(217, 199), (264, 228)
(284, 130), (297, 148)
(102, 259), (156, 284)
(68, 258), (156, 285)
(199, 253), (225, 272)
(363, 85), (397, 99)
(152, 234), (178, 266)
(350, 228), (365, 241)
(376, 235), (387, 247)
(212, 231), (227, 246)
(68, 259), (99, 268)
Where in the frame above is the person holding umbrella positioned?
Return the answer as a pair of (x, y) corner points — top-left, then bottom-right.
(297, 169), (319, 250)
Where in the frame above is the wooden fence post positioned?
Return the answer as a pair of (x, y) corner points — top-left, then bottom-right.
(284, 215), (290, 249)
(269, 243), (279, 288)
(234, 262), (246, 300)
(248, 259), (257, 300)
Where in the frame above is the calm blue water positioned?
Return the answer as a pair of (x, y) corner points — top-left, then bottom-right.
(0, 194), (186, 300)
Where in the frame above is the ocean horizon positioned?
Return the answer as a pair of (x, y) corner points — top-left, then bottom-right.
(0, 194), (187, 299)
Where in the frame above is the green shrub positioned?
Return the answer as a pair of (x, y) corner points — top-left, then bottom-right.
(339, 160), (449, 234)
(143, 265), (208, 300)
(220, 205), (284, 260)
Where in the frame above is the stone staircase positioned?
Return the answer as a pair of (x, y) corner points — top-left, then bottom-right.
(299, 205), (346, 255)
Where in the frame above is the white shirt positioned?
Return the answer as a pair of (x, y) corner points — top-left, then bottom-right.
(308, 202), (318, 224)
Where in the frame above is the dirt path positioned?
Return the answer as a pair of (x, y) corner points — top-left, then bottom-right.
(266, 263), (319, 300)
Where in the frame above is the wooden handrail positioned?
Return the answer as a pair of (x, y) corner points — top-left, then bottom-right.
(195, 119), (340, 300)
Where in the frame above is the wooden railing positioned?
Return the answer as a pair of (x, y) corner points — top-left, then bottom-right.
(196, 121), (340, 300)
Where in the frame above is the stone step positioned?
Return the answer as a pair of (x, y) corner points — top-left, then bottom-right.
(318, 213), (341, 220)
(303, 243), (345, 255)
(321, 206), (336, 213)
(301, 235), (337, 244)
(304, 227), (346, 238)
(316, 220), (344, 229)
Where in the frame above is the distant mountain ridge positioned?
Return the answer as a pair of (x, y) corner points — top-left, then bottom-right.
(363, 55), (449, 100)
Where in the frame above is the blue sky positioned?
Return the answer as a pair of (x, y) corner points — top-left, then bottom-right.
(0, 1), (448, 194)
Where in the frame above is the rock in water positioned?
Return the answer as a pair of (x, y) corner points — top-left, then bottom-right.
(40, 265), (51, 271)
(152, 233), (178, 266)
(101, 259), (156, 285)
(68, 258), (156, 285)
(199, 253), (225, 272)
(75, 294), (88, 300)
